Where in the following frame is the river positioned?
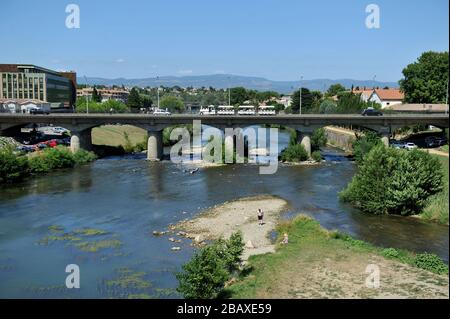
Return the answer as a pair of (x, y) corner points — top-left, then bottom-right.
(0, 128), (448, 298)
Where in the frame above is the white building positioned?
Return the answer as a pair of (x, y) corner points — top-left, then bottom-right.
(0, 99), (50, 113)
(369, 89), (404, 109)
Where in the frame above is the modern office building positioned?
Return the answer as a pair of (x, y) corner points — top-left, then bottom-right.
(0, 64), (77, 111)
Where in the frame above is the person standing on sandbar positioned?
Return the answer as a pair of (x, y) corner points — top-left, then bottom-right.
(257, 208), (264, 226)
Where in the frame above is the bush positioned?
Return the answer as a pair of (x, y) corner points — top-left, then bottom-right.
(381, 248), (400, 259)
(352, 131), (382, 164)
(0, 146), (29, 183)
(311, 128), (327, 151)
(311, 151), (322, 162)
(280, 144), (308, 162)
(340, 145), (444, 216)
(72, 149), (97, 164)
(414, 253), (448, 275)
(176, 232), (244, 299)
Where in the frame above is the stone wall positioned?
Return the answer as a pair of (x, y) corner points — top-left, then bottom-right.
(324, 126), (356, 153)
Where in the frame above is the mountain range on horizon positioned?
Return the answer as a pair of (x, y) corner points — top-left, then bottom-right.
(79, 74), (399, 94)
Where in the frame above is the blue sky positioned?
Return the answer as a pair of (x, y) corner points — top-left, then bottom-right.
(0, 0), (448, 81)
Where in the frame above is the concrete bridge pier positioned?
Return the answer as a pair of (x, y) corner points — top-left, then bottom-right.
(70, 129), (92, 153)
(380, 131), (391, 147)
(147, 130), (163, 161)
(296, 130), (312, 158)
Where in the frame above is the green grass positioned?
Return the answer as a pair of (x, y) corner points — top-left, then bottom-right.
(440, 145), (449, 153)
(225, 216), (448, 298)
(92, 125), (147, 148)
(421, 155), (449, 225)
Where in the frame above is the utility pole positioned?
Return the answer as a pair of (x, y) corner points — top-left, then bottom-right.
(299, 75), (303, 115)
(446, 77), (449, 115)
(156, 76), (160, 109)
(84, 76), (89, 114)
(228, 76), (231, 105)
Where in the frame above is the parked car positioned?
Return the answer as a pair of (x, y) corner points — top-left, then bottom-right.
(55, 137), (71, 146)
(390, 141), (405, 149)
(153, 108), (171, 115)
(404, 142), (418, 150)
(361, 108), (383, 116)
(16, 145), (34, 153)
(434, 137), (448, 147)
(30, 108), (50, 115)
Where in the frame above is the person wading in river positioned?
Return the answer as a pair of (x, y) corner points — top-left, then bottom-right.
(257, 208), (264, 226)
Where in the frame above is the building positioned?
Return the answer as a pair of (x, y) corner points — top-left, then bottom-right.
(386, 103), (448, 114)
(352, 88), (374, 102)
(0, 64), (76, 111)
(0, 98), (51, 114)
(77, 87), (129, 103)
(369, 88), (404, 109)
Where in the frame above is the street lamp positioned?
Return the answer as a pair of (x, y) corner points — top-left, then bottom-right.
(299, 76), (303, 115)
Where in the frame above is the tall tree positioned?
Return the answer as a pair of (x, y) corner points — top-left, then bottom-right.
(92, 87), (102, 103)
(160, 96), (185, 113)
(291, 88), (314, 114)
(326, 84), (346, 97)
(127, 87), (142, 112)
(399, 51), (449, 103)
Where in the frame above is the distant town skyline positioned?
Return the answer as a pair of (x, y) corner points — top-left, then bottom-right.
(0, 0), (448, 82)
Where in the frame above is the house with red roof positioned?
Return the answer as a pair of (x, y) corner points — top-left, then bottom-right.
(369, 89), (404, 109)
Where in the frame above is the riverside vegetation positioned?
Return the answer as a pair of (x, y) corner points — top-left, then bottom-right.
(0, 146), (96, 184)
(340, 131), (448, 224)
(225, 216), (448, 298)
(176, 215), (448, 299)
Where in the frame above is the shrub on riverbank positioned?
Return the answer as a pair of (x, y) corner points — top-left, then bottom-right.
(176, 232), (244, 299)
(0, 146), (29, 183)
(280, 144), (308, 162)
(340, 145), (444, 216)
(352, 130), (382, 164)
(0, 146), (97, 183)
(311, 150), (322, 162)
(421, 155), (449, 224)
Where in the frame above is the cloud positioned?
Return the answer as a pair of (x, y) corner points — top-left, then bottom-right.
(178, 69), (193, 75)
(115, 58), (125, 63)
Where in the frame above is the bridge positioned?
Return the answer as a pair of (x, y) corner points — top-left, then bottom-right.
(0, 113), (448, 160)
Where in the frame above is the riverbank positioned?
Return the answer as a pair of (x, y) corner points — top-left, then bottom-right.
(226, 215), (449, 299)
(420, 155), (449, 225)
(0, 146), (96, 184)
(174, 195), (290, 260)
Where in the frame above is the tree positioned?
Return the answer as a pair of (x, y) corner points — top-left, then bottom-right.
(291, 88), (314, 114)
(319, 99), (337, 114)
(399, 51), (449, 103)
(176, 232), (244, 299)
(326, 84), (346, 97)
(311, 128), (327, 151)
(352, 130), (382, 164)
(340, 145), (443, 216)
(160, 96), (185, 113)
(127, 87), (142, 112)
(140, 95), (153, 109)
(92, 87), (102, 103)
(230, 87), (249, 105)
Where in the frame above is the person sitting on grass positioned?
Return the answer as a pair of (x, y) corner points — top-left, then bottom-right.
(281, 233), (289, 245)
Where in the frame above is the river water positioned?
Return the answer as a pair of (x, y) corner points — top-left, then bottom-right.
(0, 128), (448, 298)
